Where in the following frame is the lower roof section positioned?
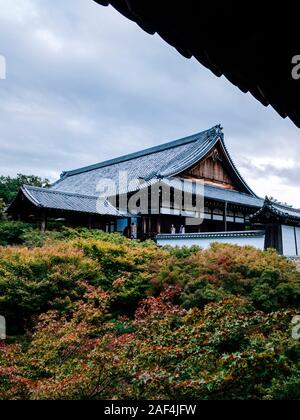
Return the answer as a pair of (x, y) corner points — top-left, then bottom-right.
(198, 182), (262, 208)
(149, 178), (264, 208)
(12, 185), (126, 217)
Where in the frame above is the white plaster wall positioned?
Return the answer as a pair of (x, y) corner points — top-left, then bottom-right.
(282, 225), (297, 256)
(157, 235), (265, 249)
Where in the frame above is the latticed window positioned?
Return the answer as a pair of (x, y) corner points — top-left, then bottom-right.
(226, 209), (235, 222)
(212, 208), (223, 221)
(204, 206), (212, 219)
(235, 211), (245, 224)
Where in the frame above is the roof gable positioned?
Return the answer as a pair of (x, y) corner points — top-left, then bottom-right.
(181, 149), (235, 188)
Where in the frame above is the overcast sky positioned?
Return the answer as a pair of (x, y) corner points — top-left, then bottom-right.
(0, 0), (300, 206)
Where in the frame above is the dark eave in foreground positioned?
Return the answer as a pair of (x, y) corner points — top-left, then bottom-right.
(94, 1), (300, 128)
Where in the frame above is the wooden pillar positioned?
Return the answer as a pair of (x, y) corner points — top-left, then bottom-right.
(156, 215), (161, 234)
(294, 226), (298, 256)
(142, 216), (147, 238)
(124, 217), (130, 238)
(88, 214), (92, 229)
(40, 210), (47, 233)
(224, 201), (228, 232)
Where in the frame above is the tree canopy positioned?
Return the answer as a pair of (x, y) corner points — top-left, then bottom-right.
(0, 174), (50, 205)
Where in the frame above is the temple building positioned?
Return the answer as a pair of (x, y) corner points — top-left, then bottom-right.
(7, 125), (300, 256)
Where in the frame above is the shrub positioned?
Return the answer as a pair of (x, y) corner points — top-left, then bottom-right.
(155, 243), (300, 312)
(0, 232), (300, 399)
(75, 237), (168, 312)
(1, 290), (299, 400)
(0, 199), (5, 219)
(0, 242), (102, 333)
(0, 233), (167, 331)
(0, 221), (34, 246)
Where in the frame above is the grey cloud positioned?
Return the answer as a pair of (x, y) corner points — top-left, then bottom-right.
(0, 0), (299, 206)
(240, 158), (300, 188)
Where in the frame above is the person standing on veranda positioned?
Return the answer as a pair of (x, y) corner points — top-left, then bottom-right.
(131, 222), (137, 239)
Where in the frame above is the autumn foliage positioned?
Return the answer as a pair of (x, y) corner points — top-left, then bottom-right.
(0, 229), (300, 400)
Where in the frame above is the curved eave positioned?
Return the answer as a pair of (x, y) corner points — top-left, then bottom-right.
(251, 200), (300, 223)
(5, 187), (42, 214)
(219, 139), (257, 197)
(21, 186), (42, 207)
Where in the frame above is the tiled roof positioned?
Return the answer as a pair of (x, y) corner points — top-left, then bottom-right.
(252, 198), (300, 222)
(157, 230), (265, 241)
(152, 178), (263, 208)
(204, 184), (262, 208)
(51, 125), (256, 197)
(20, 186), (125, 216)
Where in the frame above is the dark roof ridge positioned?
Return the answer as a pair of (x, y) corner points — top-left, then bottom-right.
(59, 125), (222, 180)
